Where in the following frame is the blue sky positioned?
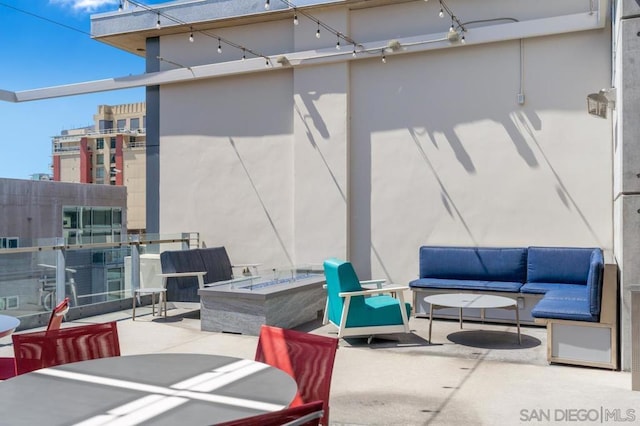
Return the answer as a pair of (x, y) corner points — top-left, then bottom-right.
(0, 0), (164, 179)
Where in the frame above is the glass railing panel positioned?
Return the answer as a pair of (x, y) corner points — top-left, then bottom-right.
(0, 232), (198, 327)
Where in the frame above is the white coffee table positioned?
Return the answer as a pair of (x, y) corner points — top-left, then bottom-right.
(424, 293), (521, 344)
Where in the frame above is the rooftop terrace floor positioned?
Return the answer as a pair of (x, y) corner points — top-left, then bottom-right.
(0, 304), (635, 425)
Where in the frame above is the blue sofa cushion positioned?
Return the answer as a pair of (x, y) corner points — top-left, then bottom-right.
(409, 278), (523, 292)
(531, 297), (598, 322)
(527, 247), (594, 284)
(520, 283), (585, 294)
(542, 289), (589, 302)
(527, 247), (603, 316)
(418, 246), (527, 282)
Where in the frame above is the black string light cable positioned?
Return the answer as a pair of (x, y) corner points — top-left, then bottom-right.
(124, 0), (273, 66)
(439, 0), (466, 41)
(275, 0), (366, 56)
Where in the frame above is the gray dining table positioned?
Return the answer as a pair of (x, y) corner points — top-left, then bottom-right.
(0, 353), (297, 426)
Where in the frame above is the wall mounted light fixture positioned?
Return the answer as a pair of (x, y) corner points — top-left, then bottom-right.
(587, 88), (616, 119)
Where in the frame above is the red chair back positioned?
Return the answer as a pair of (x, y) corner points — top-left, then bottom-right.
(0, 358), (16, 380)
(214, 400), (324, 426)
(12, 321), (120, 375)
(47, 297), (70, 332)
(254, 325), (338, 425)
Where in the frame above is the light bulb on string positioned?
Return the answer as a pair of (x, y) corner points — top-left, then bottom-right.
(265, 58), (270, 67)
(293, 12), (298, 25)
(336, 36), (341, 50)
(316, 22), (321, 38)
(439, 8), (444, 18)
(118, 1), (123, 11)
(189, 28), (194, 43)
(156, 14), (161, 30)
(352, 44), (357, 57)
(382, 54), (386, 63)
(461, 34), (466, 43)
(241, 49), (246, 61)
(217, 39), (222, 53)
(265, 0), (270, 10)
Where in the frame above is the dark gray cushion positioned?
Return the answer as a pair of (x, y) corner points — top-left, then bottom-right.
(197, 247), (233, 284)
(160, 249), (206, 302)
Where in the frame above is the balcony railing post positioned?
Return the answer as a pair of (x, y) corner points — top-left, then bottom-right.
(181, 233), (190, 250)
(130, 235), (140, 296)
(55, 238), (66, 307)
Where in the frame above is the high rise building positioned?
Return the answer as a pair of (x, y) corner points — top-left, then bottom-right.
(52, 103), (146, 234)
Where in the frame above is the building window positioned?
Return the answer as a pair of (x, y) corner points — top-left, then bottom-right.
(143, 116), (146, 129)
(63, 206), (123, 244)
(96, 154), (104, 165)
(130, 136), (136, 144)
(96, 168), (105, 179)
(96, 138), (104, 150)
(130, 118), (140, 131)
(0, 237), (19, 249)
(116, 119), (126, 131)
(110, 137), (116, 149)
(99, 120), (113, 131)
(110, 154), (116, 164)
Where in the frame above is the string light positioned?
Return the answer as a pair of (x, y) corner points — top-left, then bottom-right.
(265, 0), (270, 10)
(189, 27), (194, 42)
(336, 35), (341, 50)
(118, 1), (123, 11)
(439, 1), (467, 42)
(293, 11), (298, 25)
(217, 38), (222, 53)
(265, 58), (271, 67)
(241, 48), (246, 61)
(382, 52), (386, 63)
(156, 13), (161, 29)
(352, 44), (357, 57)
(316, 21), (321, 38)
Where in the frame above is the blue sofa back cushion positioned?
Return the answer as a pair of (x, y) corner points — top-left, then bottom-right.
(409, 278), (523, 293)
(419, 246), (527, 282)
(526, 247), (598, 285)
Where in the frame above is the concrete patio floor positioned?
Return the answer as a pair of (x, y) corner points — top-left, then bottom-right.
(0, 304), (636, 425)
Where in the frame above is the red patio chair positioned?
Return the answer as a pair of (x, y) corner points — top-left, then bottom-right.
(12, 321), (120, 375)
(214, 400), (324, 426)
(47, 297), (70, 332)
(254, 325), (338, 426)
(0, 358), (16, 380)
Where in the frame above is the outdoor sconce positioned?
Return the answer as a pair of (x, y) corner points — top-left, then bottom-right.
(587, 88), (616, 119)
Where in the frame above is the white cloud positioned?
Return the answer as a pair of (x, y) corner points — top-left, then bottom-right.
(50, 0), (119, 13)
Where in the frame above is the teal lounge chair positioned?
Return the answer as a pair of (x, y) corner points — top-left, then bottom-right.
(323, 258), (411, 342)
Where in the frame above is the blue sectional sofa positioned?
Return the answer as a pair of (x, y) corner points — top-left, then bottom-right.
(410, 246), (618, 369)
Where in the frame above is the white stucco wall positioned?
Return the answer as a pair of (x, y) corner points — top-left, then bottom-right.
(155, 0), (612, 283)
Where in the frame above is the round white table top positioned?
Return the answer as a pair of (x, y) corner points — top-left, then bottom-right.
(0, 314), (19, 339)
(424, 293), (517, 309)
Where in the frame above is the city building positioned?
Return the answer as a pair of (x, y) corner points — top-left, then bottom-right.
(51, 103), (146, 234)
